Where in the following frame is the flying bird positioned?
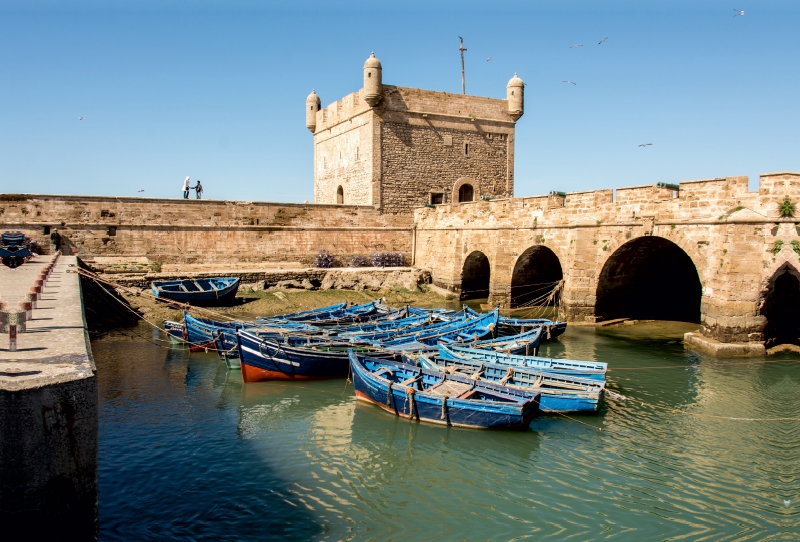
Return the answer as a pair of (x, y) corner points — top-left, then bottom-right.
(785, 500), (791, 507)
(563, 81), (576, 85)
(734, 9), (744, 16)
(570, 44), (583, 48)
(486, 57), (492, 61)
(137, 190), (145, 192)
(78, 116), (84, 120)
(638, 143), (652, 148)
(598, 37), (608, 44)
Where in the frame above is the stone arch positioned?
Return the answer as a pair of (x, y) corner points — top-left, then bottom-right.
(761, 262), (800, 348)
(336, 185), (344, 204)
(461, 250), (491, 300)
(511, 246), (564, 308)
(596, 236), (702, 322)
(452, 177), (480, 204)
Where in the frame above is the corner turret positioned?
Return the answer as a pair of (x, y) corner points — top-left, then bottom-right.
(506, 73), (524, 121)
(306, 89), (321, 132)
(363, 53), (383, 107)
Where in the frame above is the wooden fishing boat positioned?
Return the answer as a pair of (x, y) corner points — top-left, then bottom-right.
(378, 310), (498, 352)
(463, 327), (542, 355)
(350, 351), (540, 429)
(237, 330), (398, 382)
(412, 354), (604, 413)
(256, 301), (347, 322)
(465, 308), (567, 342)
(162, 320), (185, 343)
(438, 343), (608, 380)
(152, 277), (240, 306)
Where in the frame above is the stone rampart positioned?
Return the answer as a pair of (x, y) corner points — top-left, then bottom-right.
(414, 172), (800, 355)
(0, 195), (413, 266)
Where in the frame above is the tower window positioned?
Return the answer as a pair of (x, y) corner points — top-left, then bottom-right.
(368, 72), (371, 78)
(431, 193), (444, 205)
(356, 147), (359, 160)
(458, 184), (474, 203)
(464, 143), (470, 156)
(337, 186), (344, 204)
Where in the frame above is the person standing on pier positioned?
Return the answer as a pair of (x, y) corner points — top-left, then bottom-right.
(194, 180), (203, 199)
(182, 176), (191, 199)
(49, 228), (61, 254)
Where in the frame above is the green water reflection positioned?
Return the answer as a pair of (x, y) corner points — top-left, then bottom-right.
(96, 319), (800, 540)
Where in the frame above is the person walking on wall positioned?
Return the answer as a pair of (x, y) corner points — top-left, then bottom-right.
(194, 180), (203, 200)
(182, 176), (191, 199)
(49, 228), (61, 254)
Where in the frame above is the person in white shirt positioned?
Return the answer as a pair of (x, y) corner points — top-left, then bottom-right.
(182, 177), (190, 199)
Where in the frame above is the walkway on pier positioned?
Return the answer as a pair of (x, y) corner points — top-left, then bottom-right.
(0, 255), (97, 538)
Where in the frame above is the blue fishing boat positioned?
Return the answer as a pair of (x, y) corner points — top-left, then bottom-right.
(237, 330), (398, 382)
(163, 320), (185, 343)
(460, 327), (542, 355)
(377, 310), (499, 352)
(438, 343), (607, 380)
(412, 354), (604, 413)
(152, 277), (240, 306)
(256, 301), (347, 322)
(465, 308), (567, 341)
(349, 351), (540, 429)
(276, 299), (381, 323)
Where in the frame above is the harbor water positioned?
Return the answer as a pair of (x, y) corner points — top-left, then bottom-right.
(95, 318), (800, 540)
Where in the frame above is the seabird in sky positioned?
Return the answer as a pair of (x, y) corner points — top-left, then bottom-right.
(563, 81), (576, 85)
(639, 143), (653, 148)
(734, 9), (744, 16)
(598, 37), (608, 44)
(570, 44), (583, 48)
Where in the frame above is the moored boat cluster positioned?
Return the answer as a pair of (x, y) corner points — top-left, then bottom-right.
(165, 300), (607, 430)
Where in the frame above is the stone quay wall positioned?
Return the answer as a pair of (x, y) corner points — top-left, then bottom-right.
(414, 172), (800, 354)
(0, 195), (413, 267)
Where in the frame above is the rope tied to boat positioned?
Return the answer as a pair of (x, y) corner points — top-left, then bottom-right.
(440, 393), (449, 420)
(469, 363), (485, 380)
(499, 366), (514, 385)
(386, 381), (393, 408)
(405, 387), (417, 420)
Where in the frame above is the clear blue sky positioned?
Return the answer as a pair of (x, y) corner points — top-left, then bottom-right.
(1, 0), (797, 202)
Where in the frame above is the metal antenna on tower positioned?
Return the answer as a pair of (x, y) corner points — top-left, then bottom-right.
(458, 36), (467, 94)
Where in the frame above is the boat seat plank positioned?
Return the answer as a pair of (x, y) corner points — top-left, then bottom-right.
(425, 380), (471, 397)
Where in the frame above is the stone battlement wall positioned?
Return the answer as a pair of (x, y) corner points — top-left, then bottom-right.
(315, 85), (514, 135)
(414, 172), (800, 353)
(0, 194), (413, 266)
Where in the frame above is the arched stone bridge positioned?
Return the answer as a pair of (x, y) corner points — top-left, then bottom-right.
(414, 172), (800, 356)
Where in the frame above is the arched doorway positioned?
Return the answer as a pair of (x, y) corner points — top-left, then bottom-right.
(336, 186), (344, 204)
(596, 237), (701, 322)
(511, 246), (563, 308)
(461, 251), (490, 300)
(458, 184), (474, 203)
(762, 263), (800, 348)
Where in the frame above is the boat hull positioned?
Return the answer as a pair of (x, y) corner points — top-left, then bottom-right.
(350, 354), (540, 430)
(237, 330), (396, 383)
(152, 277), (240, 306)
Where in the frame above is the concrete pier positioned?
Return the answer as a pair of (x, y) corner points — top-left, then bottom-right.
(0, 255), (97, 539)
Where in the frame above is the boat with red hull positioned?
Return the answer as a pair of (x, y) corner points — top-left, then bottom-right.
(237, 329), (397, 383)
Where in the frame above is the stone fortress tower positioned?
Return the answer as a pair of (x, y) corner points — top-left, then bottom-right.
(306, 53), (524, 214)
